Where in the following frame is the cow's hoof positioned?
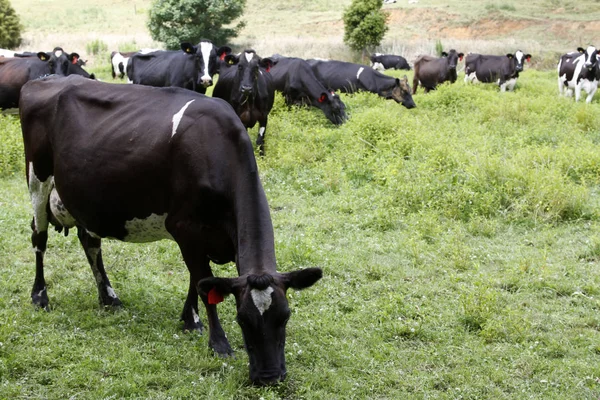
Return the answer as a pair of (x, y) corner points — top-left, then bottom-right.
(183, 320), (204, 333)
(210, 338), (234, 357)
(100, 296), (123, 309)
(32, 287), (49, 310)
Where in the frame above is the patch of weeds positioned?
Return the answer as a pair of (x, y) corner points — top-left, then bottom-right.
(580, 236), (600, 261)
(459, 286), (500, 332)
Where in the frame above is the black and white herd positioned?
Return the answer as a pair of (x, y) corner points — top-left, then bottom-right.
(1, 39), (599, 386)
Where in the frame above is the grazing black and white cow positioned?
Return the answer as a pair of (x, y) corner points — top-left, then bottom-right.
(268, 56), (347, 125)
(307, 59), (416, 108)
(213, 50), (277, 156)
(126, 40), (231, 93)
(412, 49), (464, 94)
(557, 46), (600, 103)
(464, 50), (531, 92)
(0, 47), (94, 109)
(20, 75), (322, 386)
(370, 53), (411, 71)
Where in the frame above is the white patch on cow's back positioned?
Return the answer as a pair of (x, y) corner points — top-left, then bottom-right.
(245, 52), (254, 63)
(172, 100), (195, 137)
(251, 287), (274, 315)
(356, 67), (364, 80)
(123, 213), (173, 243)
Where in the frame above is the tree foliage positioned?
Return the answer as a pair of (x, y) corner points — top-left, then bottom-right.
(147, 0), (246, 49)
(343, 0), (388, 54)
(0, 0), (23, 49)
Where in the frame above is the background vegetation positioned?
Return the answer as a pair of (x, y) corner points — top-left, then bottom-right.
(2, 0), (600, 398)
(0, 0), (22, 48)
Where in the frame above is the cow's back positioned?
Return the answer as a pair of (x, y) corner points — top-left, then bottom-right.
(128, 51), (193, 89)
(0, 58), (49, 109)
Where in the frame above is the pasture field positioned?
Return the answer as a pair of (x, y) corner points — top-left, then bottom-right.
(2, 68), (600, 398)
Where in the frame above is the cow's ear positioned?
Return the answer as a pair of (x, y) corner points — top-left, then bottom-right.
(525, 54), (532, 62)
(217, 46), (232, 61)
(224, 54), (239, 66)
(37, 52), (49, 62)
(458, 53), (464, 61)
(181, 42), (196, 54)
(441, 52), (448, 57)
(260, 57), (276, 72)
(577, 47), (585, 53)
(506, 53), (514, 59)
(197, 276), (239, 304)
(281, 268), (323, 290)
(318, 92), (328, 103)
(69, 53), (80, 65)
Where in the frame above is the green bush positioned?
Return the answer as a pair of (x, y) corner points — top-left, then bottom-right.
(0, 0), (22, 49)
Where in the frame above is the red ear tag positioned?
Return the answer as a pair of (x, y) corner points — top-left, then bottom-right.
(459, 56), (463, 61)
(72, 57), (78, 65)
(208, 288), (224, 305)
(318, 94), (327, 103)
(220, 53), (226, 61)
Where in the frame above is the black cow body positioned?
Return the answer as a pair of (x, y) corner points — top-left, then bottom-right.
(0, 48), (93, 109)
(213, 50), (276, 156)
(307, 59), (416, 109)
(126, 40), (231, 93)
(412, 49), (464, 94)
(464, 50), (531, 92)
(269, 56), (347, 125)
(557, 46), (599, 103)
(370, 53), (411, 71)
(20, 75), (322, 385)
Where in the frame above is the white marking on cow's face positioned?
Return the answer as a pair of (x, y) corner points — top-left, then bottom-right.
(251, 287), (274, 315)
(585, 46), (598, 68)
(356, 67), (364, 80)
(28, 162), (53, 233)
(172, 100), (195, 137)
(259, 127), (266, 137)
(200, 42), (213, 83)
(123, 213), (173, 243)
(54, 50), (63, 57)
(245, 52), (254, 63)
(372, 62), (385, 71)
(515, 50), (524, 65)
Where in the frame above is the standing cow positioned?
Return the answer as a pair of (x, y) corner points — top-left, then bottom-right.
(19, 75), (322, 385)
(464, 50), (531, 92)
(213, 50), (277, 156)
(307, 59), (416, 109)
(557, 46), (599, 103)
(126, 40), (231, 93)
(412, 49), (464, 94)
(0, 47), (94, 109)
(370, 53), (411, 71)
(269, 56), (347, 125)
(110, 48), (160, 79)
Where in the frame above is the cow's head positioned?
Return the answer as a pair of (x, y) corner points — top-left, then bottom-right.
(37, 47), (95, 79)
(223, 50), (276, 102)
(577, 46), (598, 70)
(442, 49), (464, 70)
(384, 75), (416, 109)
(511, 50), (532, 73)
(317, 91), (348, 125)
(181, 40), (232, 88)
(197, 267), (323, 386)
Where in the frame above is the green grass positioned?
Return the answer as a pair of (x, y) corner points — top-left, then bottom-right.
(2, 68), (600, 398)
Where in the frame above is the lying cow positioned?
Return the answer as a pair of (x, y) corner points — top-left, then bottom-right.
(20, 75), (322, 386)
(213, 50), (277, 156)
(412, 49), (464, 94)
(557, 46), (599, 103)
(0, 47), (94, 109)
(370, 53), (411, 71)
(126, 40), (231, 93)
(464, 50), (531, 92)
(307, 59), (416, 109)
(269, 55), (347, 125)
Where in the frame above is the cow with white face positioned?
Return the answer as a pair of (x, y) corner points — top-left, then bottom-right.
(557, 46), (600, 103)
(464, 50), (531, 92)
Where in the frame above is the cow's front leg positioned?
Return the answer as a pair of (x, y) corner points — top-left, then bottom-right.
(256, 119), (268, 157)
(77, 227), (122, 307)
(181, 278), (204, 332)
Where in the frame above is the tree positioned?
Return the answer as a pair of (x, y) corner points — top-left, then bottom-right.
(343, 0), (388, 59)
(147, 0), (246, 50)
(0, 0), (23, 49)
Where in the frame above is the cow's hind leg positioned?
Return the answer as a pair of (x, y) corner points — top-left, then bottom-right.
(77, 227), (122, 307)
(256, 118), (268, 157)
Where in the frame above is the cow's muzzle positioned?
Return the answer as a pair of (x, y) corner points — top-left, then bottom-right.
(241, 85), (253, 95)
(200, 77), (213, 87)
(251, 370), (286, 386)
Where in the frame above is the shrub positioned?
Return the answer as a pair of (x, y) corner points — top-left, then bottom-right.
(0, 0), (22, 49)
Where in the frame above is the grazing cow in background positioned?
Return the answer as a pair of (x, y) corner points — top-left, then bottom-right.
(557, 46), (599, 103)
(0, 47), (94, 109)
(464, 50), (531, 92)
(269, 55), (348, 125)
(370, 53), (411, 71)
(307, 59), (416, 109)
(213, 50), (277, 156)
(110, 48), (160, 79)
(412, 49), (464, 94)
(20, 75), (323, 386)
(126, 40), (231, 93)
